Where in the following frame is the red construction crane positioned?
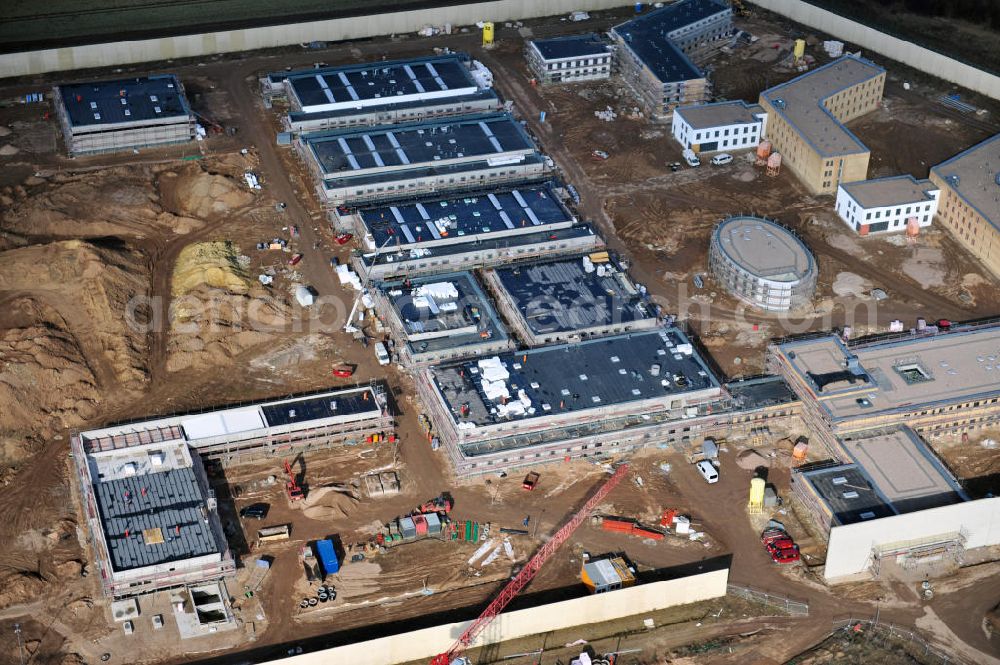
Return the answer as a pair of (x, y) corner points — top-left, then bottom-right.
(430, 463), (630, 665)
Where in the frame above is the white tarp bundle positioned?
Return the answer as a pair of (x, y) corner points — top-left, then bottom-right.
(295, 286), (315, 307)
(477, 357), (509, 382)
(414, 281), (458, 301)
(482, 379), (510, 402)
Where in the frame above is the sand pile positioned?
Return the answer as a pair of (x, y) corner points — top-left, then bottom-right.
(736, 448), (771, 470)
(301, 485), (359, 521)
(158, 163), (253, 219)
(0, 167), (210, 239)
(328, 561), (381, 598)
(0, 241), (149, 435)
(167, 241), (291, 373)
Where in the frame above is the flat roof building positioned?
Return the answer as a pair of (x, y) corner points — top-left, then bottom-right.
(611, 0), (732, 118)
(770, 323), (1000, 443)
(372, 271), (512, 366)
(759, 55), (886, 195)
(53, 75), (195, 156)
(526, 34), (612, 85)
(346, 181), (576, 252)
(353, 223), (602, 281)
(298, 113), (548, 205)
(671, 100), (768, 154)
(417, 328), (723, 472)
(482, 252), (659, 345)
(74, 439), (233, 597)
(709, 216), (817, 312)
(929, 133), (1000, 279)
(263, 54), (500, 132)
(835, 175), (939, 235)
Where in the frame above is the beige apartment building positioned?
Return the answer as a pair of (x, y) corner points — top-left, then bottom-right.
(929, 133), (1000, 278)
(758, 55), (886, 195)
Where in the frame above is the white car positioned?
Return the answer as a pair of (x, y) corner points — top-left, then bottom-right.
(696, 460), (719, 484)
(682, 148), (701, 167)
(711, 153), (734, 165)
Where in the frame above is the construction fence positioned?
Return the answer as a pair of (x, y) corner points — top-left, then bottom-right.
(826, 618), (972, 665)
(727, 583), (809, 617)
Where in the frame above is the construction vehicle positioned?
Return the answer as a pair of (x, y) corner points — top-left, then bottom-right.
(521, 472), (540, 491)
(429, 464), (630, 665)
(284, 459), (305, 502)
(332, 364), (354, 378)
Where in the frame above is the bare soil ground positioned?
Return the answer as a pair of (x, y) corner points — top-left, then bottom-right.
(0, 5), (998, 665)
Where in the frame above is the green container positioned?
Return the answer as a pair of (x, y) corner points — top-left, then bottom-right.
(472, 522), (479, 541)
(464, 521), (471, 541)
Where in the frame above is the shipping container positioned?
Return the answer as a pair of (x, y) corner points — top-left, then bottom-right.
(413, 515), (428, 535)
(600, 517), (637, 533)
(400, 516), (416, 539)
(315, 539), (340, 576)
(425, 513), (442, 534)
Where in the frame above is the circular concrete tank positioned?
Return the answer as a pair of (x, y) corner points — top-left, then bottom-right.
(709, 216), (816, 312)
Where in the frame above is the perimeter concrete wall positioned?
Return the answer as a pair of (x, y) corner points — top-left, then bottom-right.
(0, 0), (630, 79)
(825, 497), (1000, 582)
(751, 0), (1000, 100)
(264, 567), (729, 665)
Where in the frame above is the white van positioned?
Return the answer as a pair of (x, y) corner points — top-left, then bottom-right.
(682, 148), (700, 167)
(711, 153), (733, 165)
(696, 460), (719, 484)
(374, 342), (390, 366)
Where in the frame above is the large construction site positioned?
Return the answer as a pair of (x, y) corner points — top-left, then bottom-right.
(2, 2), (1000, 665)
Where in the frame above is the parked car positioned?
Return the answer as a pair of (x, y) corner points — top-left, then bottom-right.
(374, 341), (390, 366)
(682, 148), (700, 167)
(334, 233), (354, 245)
(288, 253), (303, 266)
(591, 150), (609, 160)
(522, 472), (540, 491)
(240, 503), (270, 520)
(770, 547), (801, 564)
(695, 460), (719, 484)
(711, 153), (734, 165)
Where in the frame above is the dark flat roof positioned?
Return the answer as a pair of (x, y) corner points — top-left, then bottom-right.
(724, 375), (798, 410)
(288, 89), (499, 123)
(359, 182), (573, 247)
(321, 153), (545, 190)
(381, 272), (508, 354)
(95, 466), (220, 572)
(532, 34), (610, 61)
(492, 254), (653, 335)
(280, 54), (476, 110)
(800, 464), (896, 526)
(613, 0), (727, 83)
(261, 389), (380, 427)
(57, 75), (190, 127)
(432, 328), (720, 427)
(362, 223), (599, 267)
(303, 113), (533, 175)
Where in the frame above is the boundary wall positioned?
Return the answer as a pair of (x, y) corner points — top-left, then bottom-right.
(262, 567), (729, 665)
(0, 0), (630, 79)
(750, 0), (1000, 100)
(825, 497), (1000, 581)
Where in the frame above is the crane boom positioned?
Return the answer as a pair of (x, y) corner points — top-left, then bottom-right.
(430, 463), (630, 665)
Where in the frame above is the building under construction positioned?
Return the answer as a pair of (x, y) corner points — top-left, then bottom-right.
(481, 252), (659, 346)
(353, 223), (602, 281)
(297, 112), (548, 206)
(72, 438), (234, 598)
(610, 0), (733, 118)
(371, 271), (513, 366)
(262, 53), (500, 133)
(417, 327), (725, 474)
(72, 386), (393, 596)
(53, 74), (195, 156)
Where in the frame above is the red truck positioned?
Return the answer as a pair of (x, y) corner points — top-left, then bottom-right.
(522, 472), (540, 491)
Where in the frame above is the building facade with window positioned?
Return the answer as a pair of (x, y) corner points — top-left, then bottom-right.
(671, 100), (767, 153)
(835, 175), (940, 235)
(610, 0), (732, 119)
(758, 55), (886, 195)
(929, 133), (1000, 279)
(526, 34), (611, 84)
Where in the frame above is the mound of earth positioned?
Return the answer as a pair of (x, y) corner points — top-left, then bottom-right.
(736, 448), (771, 470)
(0, 241), (149, 435)
(158, 163), (253, 219)
(0, 571), (45, 609)
(301, 485), (359, 521)
(167, 241), (292, 373)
